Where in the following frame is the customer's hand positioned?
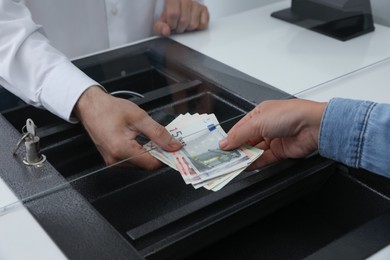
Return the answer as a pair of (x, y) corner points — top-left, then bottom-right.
(154, 0), (209, 36)
(219, 99), (327, 169)
(74, 86), (181, 169)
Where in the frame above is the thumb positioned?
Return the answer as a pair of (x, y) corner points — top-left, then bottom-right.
(219, 116), (263, 150)
(138, 116), (181, 152)
(153, 19), (171, 36)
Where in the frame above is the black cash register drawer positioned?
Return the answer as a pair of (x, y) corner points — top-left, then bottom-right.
(188, 166), (390, 260)
(1, 38), (389, 260)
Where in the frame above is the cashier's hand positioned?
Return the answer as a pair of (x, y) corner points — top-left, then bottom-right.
(219, 99), (327, 169)
(74, 86), (181, 169)
(154, 0), (209, 36)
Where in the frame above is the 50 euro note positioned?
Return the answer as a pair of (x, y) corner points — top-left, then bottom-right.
(195, 145), (262, 191)
(151, 113), (250, 183)
(144, 113), (263, 191)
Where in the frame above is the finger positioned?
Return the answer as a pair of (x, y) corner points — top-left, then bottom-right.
(165, 0), (181, 30)
(176, 0), (192, 33)
(124, 147), (164, 170)
(187, 4), (209, 31)
(186, 2), (201, 31)
(246, 136), (264, 147)
(105, 139), (164, 170)
(153, 20), (172, 36)
(219, 113), (263, 150)
(256, 140), (270, 150)
(135, 113), (181, 152)
(246, 149), (280, 170)
(255, 137), (274, 150)
(198, 6), (209, 30)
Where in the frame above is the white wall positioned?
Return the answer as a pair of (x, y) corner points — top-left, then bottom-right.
(371, 0), (390, 27)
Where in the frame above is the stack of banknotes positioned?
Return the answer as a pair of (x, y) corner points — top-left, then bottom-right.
(144, 113), (263, 191)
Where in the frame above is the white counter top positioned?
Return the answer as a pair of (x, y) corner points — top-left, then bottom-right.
(297, 57), (390, 103)
(172, 1), (390, 103)
(0, 179), (66, 260)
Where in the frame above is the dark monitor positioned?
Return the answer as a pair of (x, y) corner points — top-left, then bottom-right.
(271, 0), (375, 41)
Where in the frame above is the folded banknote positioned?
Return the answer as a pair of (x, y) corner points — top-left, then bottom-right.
(144, 113), (263, 191)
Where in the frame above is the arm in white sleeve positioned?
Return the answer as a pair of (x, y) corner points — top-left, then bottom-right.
(0, 0), (99, 122)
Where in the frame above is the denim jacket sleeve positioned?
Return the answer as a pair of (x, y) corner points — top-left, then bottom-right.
(319, 98), (390, 178)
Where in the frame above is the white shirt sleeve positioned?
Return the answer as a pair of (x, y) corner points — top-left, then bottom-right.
(0, 0), (99, 122)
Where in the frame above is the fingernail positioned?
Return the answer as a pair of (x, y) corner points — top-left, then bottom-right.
(169, 139), (181, 149)
(219, 138), (227, 149)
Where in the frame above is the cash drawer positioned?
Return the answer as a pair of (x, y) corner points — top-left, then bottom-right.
(188, 166), (390, 260)
(1, 38), (388, 260)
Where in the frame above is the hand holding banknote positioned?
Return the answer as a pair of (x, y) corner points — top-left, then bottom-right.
(219, 99), (324, 169)
(144, 113), (263, 191)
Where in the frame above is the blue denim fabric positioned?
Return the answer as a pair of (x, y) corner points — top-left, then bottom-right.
(319, 98), (390, 178)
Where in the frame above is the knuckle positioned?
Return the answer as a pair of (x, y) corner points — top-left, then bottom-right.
(144, 161), (160, 171)
(183, 0), (192, 7)
(108, 146), (123, 161)
(252, 105), (262, 116)
(132, 108), (148, 123)
(167, 11), (180, 21)
(179, 17), (189, 27)
(152, 124), (167, 138)
(188, 21), (198, 30)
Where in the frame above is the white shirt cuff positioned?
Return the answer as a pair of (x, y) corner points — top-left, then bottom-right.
(40, 60), (101, 123)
